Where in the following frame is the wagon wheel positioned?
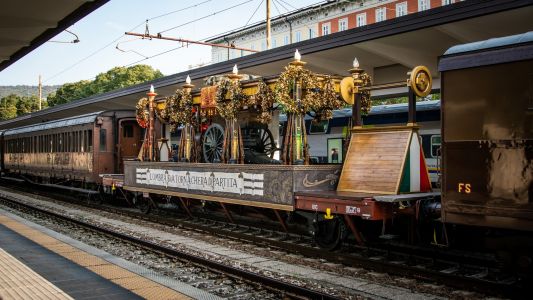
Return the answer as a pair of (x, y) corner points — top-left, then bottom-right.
(202, 123), (225, 163)
(313, 217), (347, 250)
(254, 128), (277, 158)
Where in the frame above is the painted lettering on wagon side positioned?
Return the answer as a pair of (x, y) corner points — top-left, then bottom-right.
(135, 168), (264, 196)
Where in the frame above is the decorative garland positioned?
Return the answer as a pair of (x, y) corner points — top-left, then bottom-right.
(215, 78), (247, 120)
(136, 97), (149, 128)
(274, 64), (320, 114)
(164, 89), (194, 131)
(254, 79), (275, 124)
(312, 76), (344, 121)
(360, 72), (373, 114)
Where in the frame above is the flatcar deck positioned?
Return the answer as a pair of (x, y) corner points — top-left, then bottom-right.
(0, 209), (201, 300)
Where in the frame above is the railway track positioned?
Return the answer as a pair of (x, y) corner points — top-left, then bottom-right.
(0, 192), (340, 300)
(0, 182), (525, 298)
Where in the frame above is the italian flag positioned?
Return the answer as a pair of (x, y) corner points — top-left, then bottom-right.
(399, 132), (432, 193)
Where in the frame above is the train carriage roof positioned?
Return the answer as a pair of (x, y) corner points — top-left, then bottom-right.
(439, 31), (533, 71)
(3, 111), (102, 136)
(279, 100), (440, 122)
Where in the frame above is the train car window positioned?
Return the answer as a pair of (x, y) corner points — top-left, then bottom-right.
(78, 130), (82, 152)
(309, 120), (329, 134)
(82, 131), (85, 152)
(99, 129), (107, 152)
(431, 135), (441, 158)
(80, 131), (84, 152)
(123, 125), (133, 138)
(74, 131), (80, 152)
(87, 130), (93, 152)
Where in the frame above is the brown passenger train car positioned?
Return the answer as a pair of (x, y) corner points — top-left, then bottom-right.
(1, 110), (142, 184)
(439, 32), (533, 231)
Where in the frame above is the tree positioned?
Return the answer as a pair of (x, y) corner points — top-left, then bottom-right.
(47, 64), (163, 107)
(46, 80), (91, 107)
(0, 94), (19, 120)
(16, 95), (43, 116)
(88, 65), (164, 95)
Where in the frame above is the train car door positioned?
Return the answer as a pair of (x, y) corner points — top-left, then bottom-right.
(118, 120), (141, 173)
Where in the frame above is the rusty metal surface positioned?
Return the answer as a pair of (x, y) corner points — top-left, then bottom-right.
(124, 161), (341, 206)
(294, 194), (392, 220)
(441, 59), (533, 230)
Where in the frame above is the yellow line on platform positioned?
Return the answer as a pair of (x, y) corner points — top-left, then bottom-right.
(0, 215), (191, 300)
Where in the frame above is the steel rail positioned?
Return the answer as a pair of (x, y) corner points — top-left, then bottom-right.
(0, 193), (340, 300)
(0, 181), (524, 298)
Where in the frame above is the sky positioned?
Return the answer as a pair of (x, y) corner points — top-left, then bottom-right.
(0, 0), (320, 86)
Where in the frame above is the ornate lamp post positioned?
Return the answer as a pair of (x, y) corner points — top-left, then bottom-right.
(147, 85), (157, 161)
(289, 49), (306, 165)
(349, 57), (365, 128)
(226, 65), (243, 164)
(182, 75), (195, 162)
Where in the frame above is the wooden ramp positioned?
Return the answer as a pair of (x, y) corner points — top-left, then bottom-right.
(338, 126), (431, 195)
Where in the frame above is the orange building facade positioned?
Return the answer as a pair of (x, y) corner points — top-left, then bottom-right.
(318, 0), (457, 36)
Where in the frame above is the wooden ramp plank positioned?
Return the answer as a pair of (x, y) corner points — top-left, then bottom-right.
(338, 129), (411, 194)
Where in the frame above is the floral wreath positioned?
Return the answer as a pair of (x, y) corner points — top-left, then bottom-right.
(359, 72), (373, 114)
(215, 78), (247, 120)
(312, 76), (344, 122)
(274, 64), (319, 114)
(136, 97), (149, 128)
(164, 89), (194, 131)
(253, 79), (275, 124)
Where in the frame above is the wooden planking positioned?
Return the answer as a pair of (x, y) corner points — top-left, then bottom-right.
(338, 130), (411, 194)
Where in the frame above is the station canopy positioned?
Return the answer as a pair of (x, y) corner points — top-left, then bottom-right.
(0, 0), (532, 130)
(0, 0), (108, 72)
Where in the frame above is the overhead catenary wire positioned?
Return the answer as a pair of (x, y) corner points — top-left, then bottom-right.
(43, 0), (215, 84)
(244, 0), (265, 28)
(158, 0), (255, 34)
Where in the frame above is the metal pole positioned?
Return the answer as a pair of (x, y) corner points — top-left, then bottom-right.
(353, 93), (362, 127)
(407, 86), (416, 125)
(38, 75), (42, 110)
(266, 0), (271, 50)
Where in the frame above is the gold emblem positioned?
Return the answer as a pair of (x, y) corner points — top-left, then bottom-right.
(409, 66), (432, 97)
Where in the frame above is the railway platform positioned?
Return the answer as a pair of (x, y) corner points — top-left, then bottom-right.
(0, 209), (218, 300)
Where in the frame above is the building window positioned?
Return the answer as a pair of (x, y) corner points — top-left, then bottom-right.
(261, 41), (266, 51)
(309, 28), (315, 39)
(396, 2), (408, 17)
(418, 0), (429, 11)
(375, 7), (386, 22)
(356, 13), (366, 27)
(283, 35), (289, 45)
(250, 44), (255, 50)
(338, 18), (348, 31)
(442, 0), (454, 4)
(272, 38), (277, 48)
(321, 22), (330, 35)
(295, 31), (301, 42)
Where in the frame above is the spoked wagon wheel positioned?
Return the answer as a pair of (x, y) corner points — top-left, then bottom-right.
(313, 217), (347, 251)
(255, 128), (276, 158)
(202, 123), (225, 163)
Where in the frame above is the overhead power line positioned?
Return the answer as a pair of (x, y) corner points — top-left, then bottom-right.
(158, 0), (255, 34)
(43, 0), (215, 83)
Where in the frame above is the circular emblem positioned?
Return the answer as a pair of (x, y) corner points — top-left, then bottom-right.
(409, 66), (432, 97)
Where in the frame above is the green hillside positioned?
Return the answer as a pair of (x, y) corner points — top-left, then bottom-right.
(0, 85), (59, 99)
